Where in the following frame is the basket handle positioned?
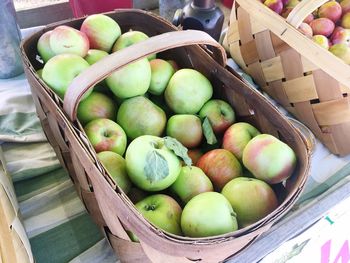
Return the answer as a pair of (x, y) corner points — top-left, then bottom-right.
(63, 30), (226, 121)
(286, 0), (329, 28)
(235, 0), (350, 90)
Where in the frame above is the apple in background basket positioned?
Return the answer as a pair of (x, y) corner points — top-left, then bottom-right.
(165, 69), (213, 114)
(125, 135), (182, 191)
(80, 14), (121, 53)
(298, 23), (313, 38)
(310, 18), (335, 37)
(170, 166), (213, 204)
(42, 54), (90, 99)
(242, 134), (297, 184)
(84, 118), (127, 156)
(264, 0), (283, 15)
(342, 13), (350, 30)
(84, 49), (109, 65)
(331, 27), (350, 46)
(106, 58), (151, 99)
(181, 192), (238, 237)
(341, 0), (350, 14)
(49, 26), (89, 57)
(37, 31), (55, 63)
(199, 99), (235, 135)
(329, 43), (350, 64)
(77, 91), (116, 125)
(166, 114), (203, 149)
(97, 151), (132, 194)
(318, 1), (342, 24)
(148, 59), (175, 95)
(117, 96), (166, 140)
(197, 149), (242, 191)
(222, 177), (279, 228)
(112, 30), (156, 60)
(222, 122), (261, 161)
(135, 194), (182, 235)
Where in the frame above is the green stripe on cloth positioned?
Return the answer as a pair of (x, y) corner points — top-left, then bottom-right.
(29, 213), (103, 263)
(0, 112), (43, 137)
(14, 167), (68, 202)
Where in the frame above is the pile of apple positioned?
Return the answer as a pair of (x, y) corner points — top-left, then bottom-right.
(263, 0), (350, 64)
(36, 14), (298, 239)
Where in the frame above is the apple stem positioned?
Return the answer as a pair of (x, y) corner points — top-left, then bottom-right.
(145, 204), (157, 211)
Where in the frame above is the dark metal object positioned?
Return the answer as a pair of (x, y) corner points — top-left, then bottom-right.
(173, 0), (224, 41)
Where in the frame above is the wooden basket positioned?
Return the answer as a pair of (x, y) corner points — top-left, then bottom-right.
(21, 9), (311, 262)
(227, 0), (350, 156)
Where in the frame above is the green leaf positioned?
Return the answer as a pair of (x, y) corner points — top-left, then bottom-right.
(144, 150), (169, 183)
(164, 136), (192, 166)
(202, 117), (217, 145)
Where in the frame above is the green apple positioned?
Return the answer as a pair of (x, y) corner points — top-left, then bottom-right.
(166, 114), (203, 148)
(37, 30), (55, 62)
(125, 135), (182, 191)
(77, 91), (116, 125)
(199, 99), (235, 134)
(84, 49), (109, 65)
(171, 166), (213, 204)
(242, 134), (297, 184)
(181, 192), (238, 237)
(42, 54), (90, 99)
(50, 25), (89, 57)
(135, 194), (182, 235)
(106, 58), (151, 99)
(222, 122), (261, 161)
(112, 30), (156, 60)
(167, 60), (179, 71)
(148, 59), (175, 95)
(84, 118), (127, 155)
(165, 69), (213, 114)
(197, 149), (242, 191)
(97, 151), (132, 194)
(222, 177), (278, 228)
(117, 96), (166, 140)
(36, 69), (43, 79)
(80, 14), (121, 52)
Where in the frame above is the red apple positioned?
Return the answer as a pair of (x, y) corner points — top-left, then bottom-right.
(80, 14), (121, 52)
(197, 149), (242, 191)
(84, 118), (127, 155)
(298, 22), (313, 38)
(221, 177), (278, 228)
(264, 0), (283, 14)
(318, 1), (342, 23)
(310, 18), (335, 37)
(331, 27), (350, 46)
(341, 0), (350, 15)
(199, 99), (236, 134)
(242, 134), (297, 184)
(187, 149), (203, 166)
(166, 114), (203, 148)
(49, 26), (89, 57)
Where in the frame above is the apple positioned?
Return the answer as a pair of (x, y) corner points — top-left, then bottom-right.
(312, 35), (330, 49)
(106, 58), (151, 99)
(37, 31), (55, 62)
(170, 166), (213, 204)
(97, 151), (132, 194)
(242, 134), (297, 184)
(331, 27), (350, 46)
(117, 96), (166, 140)
(36, 69), (43, 79)
(135, 194), (182, 235)
(80, 14), (121, 52)
(77, 91), (116, 125)
(310, 18), (335, 37)
(222, 177), (279, 228)
(167, 60), (179, 71)
(303, 13), (314, 24)
(42, 54), (90, 99)
(329, 43), (350, 64)
(199, 99), (236, 134)
(49, 26), (89, 57)
(187, 149), (203, 166)
(166, 114), (203, 148)
(222, 122), (261, 161)
(341, 0), (350, 14)
(342, 12), (350, 29)
(112, 30), (156, 60)
(318, 1), (342, 23)
(264, 0), (283, 14)
(298, 23), (313, 38)
(149, 59), (175, 95)
(125, 135), (182, 191)
(197, 149), (242, 191)
(181, 192), (238, 237)
(165, 69), (213, 114)
(84, 49), (109, 65)
(84, 118), (127, 155)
